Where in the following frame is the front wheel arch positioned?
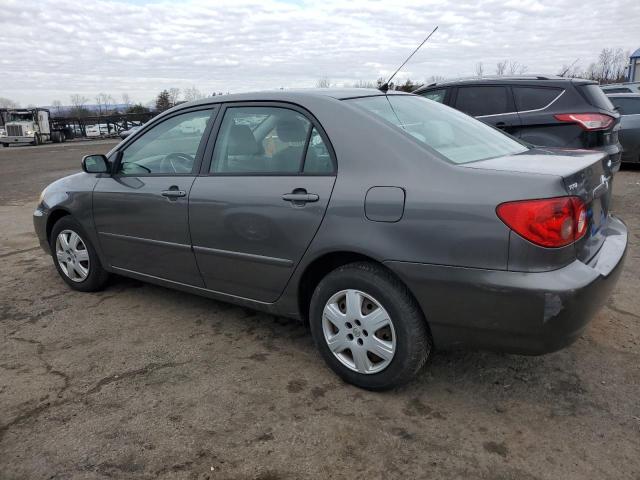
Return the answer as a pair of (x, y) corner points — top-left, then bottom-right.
(46, 209), (71, 245)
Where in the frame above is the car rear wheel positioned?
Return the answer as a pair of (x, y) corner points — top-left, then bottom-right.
(50, 216), (109, 292)
(309, 262), (432, 390)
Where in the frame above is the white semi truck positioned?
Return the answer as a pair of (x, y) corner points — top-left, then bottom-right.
(0, 108), (66, 147)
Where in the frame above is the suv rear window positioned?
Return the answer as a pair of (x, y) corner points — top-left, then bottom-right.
(609, 97), (640, 115)
(579, 84), (616, 111)
(348, 95), (528, 164)
(455, 86), (511, 116)
(604, 87), (632, 94)
(513, 87), (562, 111)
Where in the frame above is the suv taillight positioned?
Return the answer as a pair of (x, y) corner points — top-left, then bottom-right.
(497, 197), (588, 248)
(554, 113), (614, 131)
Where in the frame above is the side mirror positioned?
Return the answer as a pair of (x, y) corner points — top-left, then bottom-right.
(82, 154), (109, 174)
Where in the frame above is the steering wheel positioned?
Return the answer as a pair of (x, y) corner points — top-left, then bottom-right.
(160, 152), (194, 173)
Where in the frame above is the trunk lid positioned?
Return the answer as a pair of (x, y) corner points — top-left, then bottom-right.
(464, 147), (611, 262)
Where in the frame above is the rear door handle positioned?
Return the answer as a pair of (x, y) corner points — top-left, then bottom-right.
(161, 188), (186, 198)
(282, 193), (319, 203)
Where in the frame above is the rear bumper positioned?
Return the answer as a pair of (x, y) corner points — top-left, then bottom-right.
(385, 215), (628, 355)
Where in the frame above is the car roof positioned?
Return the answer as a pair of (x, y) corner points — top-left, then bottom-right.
(414, 75), (595, 93)
(181, 88), (402, 107)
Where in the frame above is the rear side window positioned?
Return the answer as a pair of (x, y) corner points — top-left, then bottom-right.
(349, 95), (528, 164)
(455, 86), (511, 116)
(513, 87), (562, 111)
(578, 84), (616, 111)
(609, 97), (640, 115)
(420, 89), (446, 103)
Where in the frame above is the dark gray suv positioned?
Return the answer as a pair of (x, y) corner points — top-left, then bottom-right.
(414, 76), (622, 173)
(34, 89), (627, 390)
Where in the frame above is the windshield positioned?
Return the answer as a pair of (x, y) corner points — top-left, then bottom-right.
(7, 113), (35, 122)
(347, 95), (528, 164)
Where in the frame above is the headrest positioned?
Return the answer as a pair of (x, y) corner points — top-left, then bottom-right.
(228, 124), (260, 155)
(276, 119), (307, 143)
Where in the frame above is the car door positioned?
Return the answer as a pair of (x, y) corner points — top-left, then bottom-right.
(453, 85), (521, 134)
(93, 107), (216, 286)
(610, 96), (640, 162)
(189, 103), (336, 303)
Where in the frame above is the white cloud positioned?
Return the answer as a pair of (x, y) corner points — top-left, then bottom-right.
(0, 0), (638, 105)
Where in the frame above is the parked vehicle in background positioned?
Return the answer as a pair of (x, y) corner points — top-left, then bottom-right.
(607, 93), (640, 163)
(34, 90), (627, 390)
(0, 108), (66, 147)
(119, 125), (143, 139)
(414, 76), (622, 172)
(601, 82), (640, 94)
(85, 125), (101, 138)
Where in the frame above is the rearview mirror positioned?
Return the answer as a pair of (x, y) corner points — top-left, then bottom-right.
(82, 154), (109, 174)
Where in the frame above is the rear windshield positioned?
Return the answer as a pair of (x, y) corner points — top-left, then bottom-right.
(579, 84), (616, 111)
(348, 95), (528, 164)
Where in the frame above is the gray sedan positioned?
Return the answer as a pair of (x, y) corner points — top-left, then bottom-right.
(33, 89), (627, 390)
(607, 93), (640, 163)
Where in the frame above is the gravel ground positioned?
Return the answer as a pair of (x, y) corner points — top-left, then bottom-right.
(1, 141), (639, 480)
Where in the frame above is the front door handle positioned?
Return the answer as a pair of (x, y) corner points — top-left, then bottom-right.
(161, 187), (186, 199)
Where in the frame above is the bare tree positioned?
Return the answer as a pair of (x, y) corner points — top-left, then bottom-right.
(168, 88), (181, 106)
(315, 77), (332, 88)
(351, 80), (378, 88)
(427, 75), (445, 83)
(69, 94), (89, 118)
(495, 60), (508, 76)
(51, 100), (63, 117)
(0, 97), (19, 108)
(507, 61), (528, 75)
(475, 62), (484, 78)
(121, 93), (132, 111)
(183, 86), (204, 102)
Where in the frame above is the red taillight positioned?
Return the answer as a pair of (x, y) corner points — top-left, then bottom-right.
(497, 196), (588, 248)
(554, 113), (614, 131)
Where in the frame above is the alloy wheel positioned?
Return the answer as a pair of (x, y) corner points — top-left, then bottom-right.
(322, 289), (396, 374)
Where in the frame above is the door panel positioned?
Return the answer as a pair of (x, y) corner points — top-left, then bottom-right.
(189, 176), (335, 302)
(93, 176), (204, 286)
(92, 107), (216, 286)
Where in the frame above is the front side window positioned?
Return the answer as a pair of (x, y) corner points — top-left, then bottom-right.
(513, 87), (563, 111)
(211, 106), (320, 174)
(349, 95), (528, 164)
(455, 86), (511, 116)
(420, 89), (446, 103)
(119, 109), (213, 175)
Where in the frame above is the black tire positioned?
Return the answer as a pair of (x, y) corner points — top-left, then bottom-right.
(50, 216), (109, 292)
(51, 131), (61, 143)
(1, 143), (7, 148)
(309, 262), (432, 391)
(33, 134), (40, 146)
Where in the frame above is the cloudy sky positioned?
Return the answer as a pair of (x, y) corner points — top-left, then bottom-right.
(1, 0), (639, 106)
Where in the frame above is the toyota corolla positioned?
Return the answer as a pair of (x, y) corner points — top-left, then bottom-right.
(34, 89), (627, 390)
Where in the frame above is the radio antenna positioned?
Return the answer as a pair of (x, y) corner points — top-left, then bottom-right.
(379, 26), (438, 93)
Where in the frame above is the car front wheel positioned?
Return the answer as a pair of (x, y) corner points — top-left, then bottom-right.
(309, 262), (432, 390)
(50, 216), (109, 292)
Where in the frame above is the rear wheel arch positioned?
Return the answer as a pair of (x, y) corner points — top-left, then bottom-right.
(297, 251), (428, 329)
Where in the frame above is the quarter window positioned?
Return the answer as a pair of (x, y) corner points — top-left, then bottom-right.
(211, 107), (317, 174)
(455, 86), (511, 116)
(513, 87), (562, 111)
(303, 128), (333, 173)
(420, 89), (446, 103)
(118, 110), (213, 175)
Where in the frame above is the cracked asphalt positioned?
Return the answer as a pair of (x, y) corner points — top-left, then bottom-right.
(1, 141), (639, 479)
